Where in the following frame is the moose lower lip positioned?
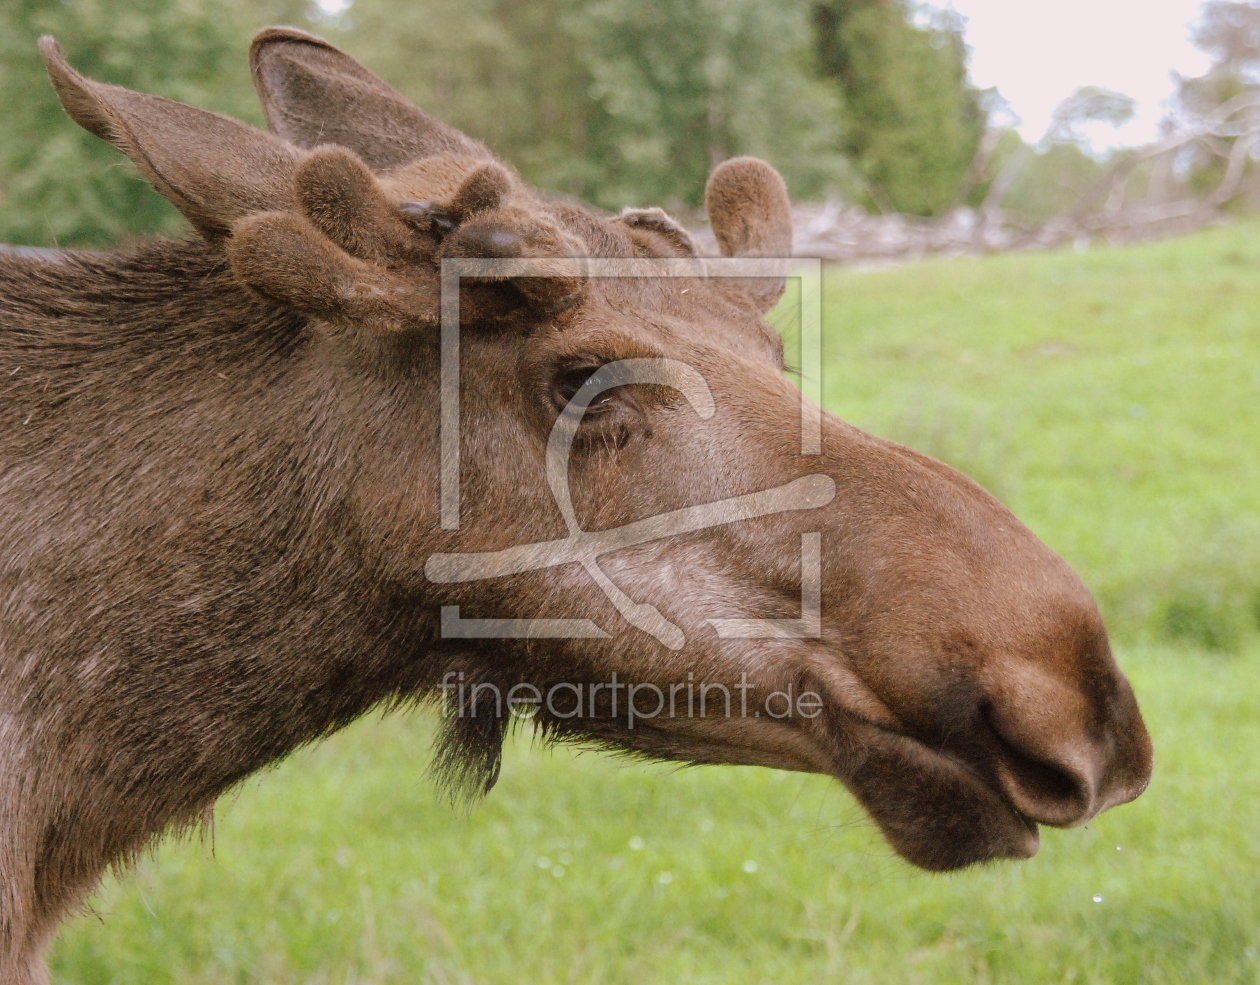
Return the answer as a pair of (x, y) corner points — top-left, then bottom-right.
(834, 722), (1045, 870)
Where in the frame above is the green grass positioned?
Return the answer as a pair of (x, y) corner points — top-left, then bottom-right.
(51, 223), (1260, 982)
(798, 222), (1260, 646)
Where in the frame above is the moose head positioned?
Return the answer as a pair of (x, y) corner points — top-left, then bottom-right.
(0, 29), (1150, 982)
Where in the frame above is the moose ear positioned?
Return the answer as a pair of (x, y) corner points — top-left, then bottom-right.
(704, 157), (793, 313)
(40, 37), (298, 238)
(250, 27), (491, 170)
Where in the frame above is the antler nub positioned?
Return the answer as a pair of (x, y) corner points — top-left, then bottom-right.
(228, 152), (588, 330)
(296, 147), (423, 264)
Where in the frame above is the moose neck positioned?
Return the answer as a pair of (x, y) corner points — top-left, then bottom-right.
(0, 237), (443, 791)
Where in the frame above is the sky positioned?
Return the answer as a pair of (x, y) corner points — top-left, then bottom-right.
(934, 0), (1215, 147)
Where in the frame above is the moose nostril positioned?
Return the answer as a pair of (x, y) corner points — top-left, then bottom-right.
(983, 710), (1095, 827)
(996, 748), (1092, 826)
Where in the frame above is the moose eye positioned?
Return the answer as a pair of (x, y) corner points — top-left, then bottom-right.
(551, 365), (620, 414)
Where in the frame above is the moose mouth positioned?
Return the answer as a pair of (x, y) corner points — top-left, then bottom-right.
(828, 719), (1042, 872)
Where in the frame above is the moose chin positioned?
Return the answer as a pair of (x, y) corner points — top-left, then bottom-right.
(0, 27), (1151, 984)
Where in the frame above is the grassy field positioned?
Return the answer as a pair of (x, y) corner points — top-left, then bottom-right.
(802, 222), (1260, 647)
(50, 222), (1260, 983)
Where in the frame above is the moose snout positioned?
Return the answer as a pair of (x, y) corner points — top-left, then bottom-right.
(980, 656), (1153, 828)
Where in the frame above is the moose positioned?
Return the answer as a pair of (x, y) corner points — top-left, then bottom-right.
(0, 28), (1152, 983)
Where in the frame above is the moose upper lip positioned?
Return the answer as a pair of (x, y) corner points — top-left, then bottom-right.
(930, 743), (1043, 834)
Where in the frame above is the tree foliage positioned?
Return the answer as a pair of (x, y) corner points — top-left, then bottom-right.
(985, 87), (1137, 225)
(1172, 1), (1260, 204)
(998, 142), (1110, 223)
(0, 0), (992, 246)
(812, 0), (986, 216)
(0, 0), (268, 246)
(339, 0), (851, 211)
(1176, 0), (1260, 116)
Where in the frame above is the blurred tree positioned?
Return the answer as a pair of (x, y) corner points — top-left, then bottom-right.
(997, 143), (1109, 223)
(987, 87), (1136, 224)
(1172, 1), (1260, 204)
(0, 0), (273, 246)
(812, 0), (986, 216)
(321, 0), (523, 158)
(1176, 0), (1260, 115)
(1, 0), (999, 245)
(342, 0), (851, 211)
(1043, 86), (1136, 144)
(560, 0), (850, 208)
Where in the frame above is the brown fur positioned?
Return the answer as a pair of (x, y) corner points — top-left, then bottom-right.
(0, 29), (1152, 983)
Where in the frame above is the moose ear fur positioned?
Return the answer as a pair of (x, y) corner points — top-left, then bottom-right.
(705, 157), (793, 313)
(40, 36), (299, 238)
(250, 27), (491, 170)
(705, 157), (793, 258)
